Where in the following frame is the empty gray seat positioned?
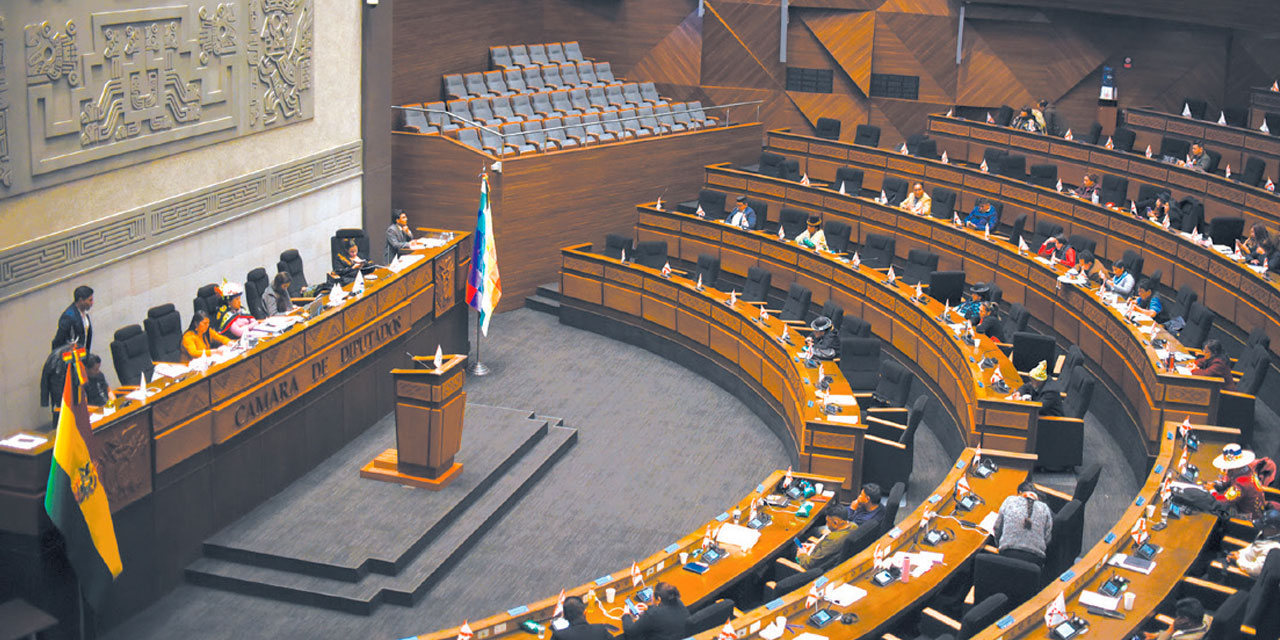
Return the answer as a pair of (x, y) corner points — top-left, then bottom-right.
(468, 98), (501, 126)
(559, 63), (586, 88)
(582, 113), (615, 143)
(563, 41), (584, 61)
(595, 62), (616, 84)
(542, 64), (566, 89)
(521, 120), (550, 152)
(527, 44), (549, 66)
(509, 45), (533, 68)
(423, 101), (457, 132)
(563, 115), (589, 146)
(456, 128), (483, 151)
(604, 85), (628, 109)
(546, 42), (567, 64)
(503, 68), (527, 94)
(489, 46), (513, 69)
(636, 106), (668, 135)
(484, 70), (513, 96)
(530, 92), (555, 118)
(622, 83), (644, 106)
(550, 90), (581, 116)
(640, 82), (668, 106)
(464, 72), (491, 97)
(490, 96), (520, 123)
(587, 86), (610, 110)
(655, 105), (687, 133)
(522, 67), (548, 92)
(500, 123), (536, 154)
(442, 74), (466, 100)
(569, 88), (592, 113)
(510, 94), (536, 120)
(687, 101), (716, 127)
(577, 61), (602, 86)
(600, 111), (635, 140)
(543, 117), (576, 149)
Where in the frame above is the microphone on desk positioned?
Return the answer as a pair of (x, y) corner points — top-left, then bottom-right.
(406, 351), (431, 369)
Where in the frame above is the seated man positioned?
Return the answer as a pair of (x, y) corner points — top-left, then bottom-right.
(724, 195), (756, 230)
(1177, 142), (1212, 173)
(1011, 106), (1043, 133)
(964, 198), (999, 231)
(794, 214), (829, 252)
(552, 596), (612, 640)
(806, 316), (839, 360)
(621, 583), (688, 640)
(847, 483), (885, 530)
(1143, 597), (1209, 640)
(1103, 260), (1135, 297)
(1073, 251), (1106, 287)
(81, 354), (113, 408)
(1011, 361), (1063, 416)
(1073, 174), (1099, 200)
(1037, 233), (1077, 266)
(1132, 279), (1164, 320)
(901, 182), (932, 216)
(955, 284), (988, 322)
(796, 506), (854, 569)
(1228, 508), (1280, 578)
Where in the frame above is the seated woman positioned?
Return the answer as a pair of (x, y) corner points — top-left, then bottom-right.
(794, 214), (829, 252)
(1191, 339), (1236, 391)
(1242, 223), (1274, 266)
(330, 239), (369, 285)
(262, 272), (295, 316)
(1010, 106), (1043, 133)
(1037, 233), (1076, 266)
(215, 282), (257, 338)
(81, 354), (114, 408)
(181, 310), (232, 362)
(992, 481), (1053, 567)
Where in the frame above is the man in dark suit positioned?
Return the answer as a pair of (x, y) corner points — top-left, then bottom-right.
(52, 285), (94, 353)
(385, 209), (414, 264)
(723, 196), (756, 230)
(551, 596), (612, 640)
(622, 582), (688, 640)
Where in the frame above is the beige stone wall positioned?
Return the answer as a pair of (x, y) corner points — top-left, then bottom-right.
(0, 0), (364, 431)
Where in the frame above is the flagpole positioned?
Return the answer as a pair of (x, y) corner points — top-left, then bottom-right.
(469, 310), (490, 376)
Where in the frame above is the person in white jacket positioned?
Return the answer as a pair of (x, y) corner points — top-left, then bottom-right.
(1229, 508), (1280, 577)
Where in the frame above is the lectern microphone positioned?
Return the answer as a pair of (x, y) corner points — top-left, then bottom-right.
(407, 351), (431, 368)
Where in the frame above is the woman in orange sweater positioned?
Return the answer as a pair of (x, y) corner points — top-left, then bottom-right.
(182, 310), (232, 362)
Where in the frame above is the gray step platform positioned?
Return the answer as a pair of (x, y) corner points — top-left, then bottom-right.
(187, 421), (577, 614)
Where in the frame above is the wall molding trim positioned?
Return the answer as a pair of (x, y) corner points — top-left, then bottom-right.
(0, 139), (362, 303)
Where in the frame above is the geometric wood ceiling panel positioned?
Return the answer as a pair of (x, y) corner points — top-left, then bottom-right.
(802, 10), (876, 95)
(702, 0), (784, 89)
(631, 9), (705, 89)
(876, 0), (955, 16)
(873, 12), (958, 102)
(964, 18), (1110, 106)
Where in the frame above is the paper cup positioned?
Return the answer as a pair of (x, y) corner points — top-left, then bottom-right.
(679, 552), (689, 565)
(814, 483), (824, 494)
(605, 588), (616, 603)
(1123, 592), (1135, 610)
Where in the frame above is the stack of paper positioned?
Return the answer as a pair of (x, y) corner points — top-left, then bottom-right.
(825, 583), (867, 606)
(715, 523), (762, 551)
(153, 362), (189, 379)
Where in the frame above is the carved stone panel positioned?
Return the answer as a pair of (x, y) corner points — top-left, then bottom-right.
(1, 0), (315, 199)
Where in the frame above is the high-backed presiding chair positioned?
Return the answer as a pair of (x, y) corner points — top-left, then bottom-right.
(110, 325), (155, 385)
(144, 304), (184, 364)
(193, 283), (220, 318)
(244, 267), (270, 320)
(277, 249), (308, 297)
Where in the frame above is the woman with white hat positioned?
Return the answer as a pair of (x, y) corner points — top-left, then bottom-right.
(215, 281), (258, 339)
(1210, 444), (1266, 518)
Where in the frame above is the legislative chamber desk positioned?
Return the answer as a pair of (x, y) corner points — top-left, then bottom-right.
(695, 449), (1028, 640)
(693, 160), (1223, 458)
(769, 127), (1280, 367)
(924, 113), (1280, 234)
(971, 421), (1240, 639)
(0, 232), (471, 629)
(1120, 106), (1280, 184)
(630, 208), (1033, 454)
(413, 469), (841, 640)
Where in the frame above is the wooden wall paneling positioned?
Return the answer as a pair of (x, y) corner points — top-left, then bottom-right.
(960, 17), (1107, 111)
(541, 0), (698, 79)
(876, 0), (955, 16)
(800, 9), (876, 97)
(629, 9), (706, 90)
(983, 0), (1280, 33)
(871, 12), (958, 103)
(869, 98), (954, 150)
(702, 0), (786, 89)
(1225, 35), (1280, 114)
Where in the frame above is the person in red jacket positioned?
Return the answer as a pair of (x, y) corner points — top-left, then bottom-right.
(1210, 444), (1267, 519)
(1037, 233), (1076, 267)
(1191, 339), (1236, 391)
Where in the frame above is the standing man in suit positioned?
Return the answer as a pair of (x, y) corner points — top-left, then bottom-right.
(723, 196), (756, 230)
(622, 583), (688, 640)
(385, 209), (414, 265)
(52, 285), (94, 353)
(552, 596), (612, 640)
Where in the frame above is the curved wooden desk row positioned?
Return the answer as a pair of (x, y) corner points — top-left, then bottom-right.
(691, 165), (1220, 447)
(0, 233), (467, 530)
(413, 469), (843, 640)
(1121, 106), (1280, 185)
(972, 422), (1240, 640)
(692, 449), (1029, 640)
(630, 209), (1034, 454)
(924, 113), (1280, 233)
(766, 128), (1280, 366)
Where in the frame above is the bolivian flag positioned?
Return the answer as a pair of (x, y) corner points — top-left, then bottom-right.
(466, 172), (502, 335)
(45, 358), (122, 606)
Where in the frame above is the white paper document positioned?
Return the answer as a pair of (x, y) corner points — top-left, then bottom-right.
(715, 523), (762, 552)
(825, 583), (867, 607)
(1078, 590), (1120, 611)
(0, 433), (48, 450)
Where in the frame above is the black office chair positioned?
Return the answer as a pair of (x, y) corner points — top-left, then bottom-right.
(1239, 156), (1267, 187)
(881, 176), (909, 206)
(1010, 332), (1055, 374)
(998, 304), (1030, 344)
(1170, 285), (1199, 323)
(982, 148), (1007, 174)
(193, 283), (221, 318)
(1081, 122), (1103, 145)
(815, 117), (841, 141)
(1235, 344), (1270, 396)
(1181, 98), (1208, 120)
(1028, 164), (1058, 189)
(110, 325), (155, 385)
(863, 396), (926, 489)
(854, 124), (881, 147)
(878, 482), (906, 537)
(1265, 111), (1280, 136)
(632, 240), (667, 270)
(1178, 197), (1205, 234)
(818, 300), (845, 333)
(144, 303), (184, 364)
(698, 189), (728, 218)
(833, 167), (864, 195)
(1030, 221), (1063, 250)
(778, 208), (808, 240)
(1222, 107), (1248, 128)
(994, 105), (1014, 126)
(1206, 589), (1250, 640)
(1207, 217), (1245, 247)
(920, 594), (1010, 640)
(973, 553), (1041, 609)
(984, 282), (1004, 305)
(758, 151), (786, 178)
(1044, 500), (1084, 582)
(915, 139), (940, 160)
(928, 271), (966, 306)
(902, 249), (940, 285)
(277, 249), (308, 297)
(762, 568), (823, 602)
(779, 284), (812, 321)
(743, 267), (772, 303)
(685, 599), (735, 636)
(1159, 136), (1192, 160)
(781, 159), (801, 182)
(330, 229), (369, 272)
(1043, 345), (1083, 394)
(1066, 233), (1097, 257)
(1203, 149), (1221, 174)
(1110, 127), (1136, 153)
(1063, 367), (1094, 420)
(873, 360), (915, 408)
(931, 188), (958, 220)
(1118, 250), (1145, 282)
(904, 133), (929, 155)
(1179, 302), (1215, 349)
(825, 220), (852, 254)
(1243, 554), (1280, 638)
(1001, 153), (1027, 180)
(244, 267), (271, 320)
(603, 234), (633, 261)
(841, 315), (873, 339)
(860, 233), (896, 269)
(1006, 213), (1026, 246)
(838, 336), (881, 391)
(1098, 174), (1129, 206)
(747, 198), (769, 231)
(695, 254), (721, 290)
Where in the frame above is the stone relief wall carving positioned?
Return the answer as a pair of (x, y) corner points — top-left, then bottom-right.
(0, 0), (315, 199)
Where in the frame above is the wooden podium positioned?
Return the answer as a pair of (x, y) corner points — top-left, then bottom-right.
(360, 354), (466, 490)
